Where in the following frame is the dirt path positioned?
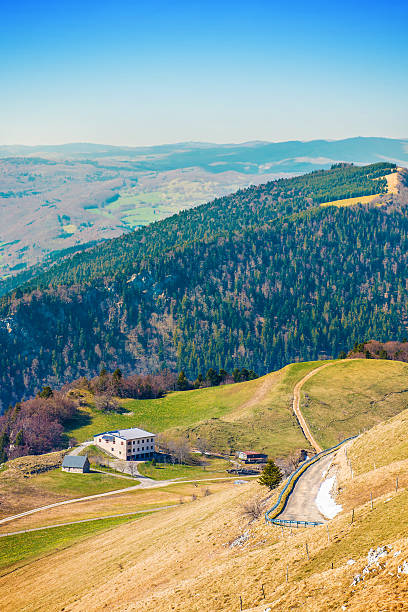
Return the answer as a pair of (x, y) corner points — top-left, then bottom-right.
(292, 363), (334, 452)
(225, 371), (281, 422)
(0, 506), (179, 538)
(0, 475), (256, 527)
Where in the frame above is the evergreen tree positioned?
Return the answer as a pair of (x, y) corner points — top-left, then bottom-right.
(232, 368), (241, 383)
(0, 431), (9, 464)
(219, 369), (228, 382)
(113, 368), (122, 381)
(259, 460), (282, 490)
(206, 368), (221, 386)
(176, 370), (189, 391)
(37, 386), (53, 399)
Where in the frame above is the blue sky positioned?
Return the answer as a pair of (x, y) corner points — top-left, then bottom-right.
(1, 0), (408, 145)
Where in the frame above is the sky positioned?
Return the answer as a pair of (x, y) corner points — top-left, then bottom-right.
(1, 0), (408, 146)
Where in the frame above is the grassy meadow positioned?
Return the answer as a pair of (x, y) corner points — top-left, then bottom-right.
(300, 359), (408, 449)
(65, 361), (325, 457)
(0, 513), (148, 574)
(0, 467), (136, 519)
(138, 458), (231, 481)
(66, 358), (408, 460)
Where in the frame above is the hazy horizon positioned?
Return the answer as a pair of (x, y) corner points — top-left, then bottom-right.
(2, 135), (408, 149)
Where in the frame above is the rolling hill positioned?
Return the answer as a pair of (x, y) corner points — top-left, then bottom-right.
(64, 359), (408, 458)
(2, 389), (408, 611)
(1, 161), (408, 408)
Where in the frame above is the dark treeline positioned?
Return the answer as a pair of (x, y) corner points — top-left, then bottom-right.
(345, 339), (408, 362)
(0, 162), (401, 408)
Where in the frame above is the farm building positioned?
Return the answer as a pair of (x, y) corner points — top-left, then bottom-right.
(94, 427), (156, 460)
(62, 454), (90, 473)
(237, 451), (268, 464)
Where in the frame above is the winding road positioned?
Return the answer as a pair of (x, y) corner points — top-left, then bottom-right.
(277, 362), (346, 522)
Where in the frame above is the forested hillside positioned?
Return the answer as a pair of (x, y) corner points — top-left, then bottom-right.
(0, 162), (406, 409)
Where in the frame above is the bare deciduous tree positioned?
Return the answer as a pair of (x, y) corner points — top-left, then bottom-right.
(241, 497), (264, 521)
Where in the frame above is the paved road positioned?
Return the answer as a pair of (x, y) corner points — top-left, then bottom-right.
(292, 363), (335, 453)
(278, 453), (334, 522)
(0, 505), (179, 538)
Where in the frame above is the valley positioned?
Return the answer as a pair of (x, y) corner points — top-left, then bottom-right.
(1, 137), (407, 288)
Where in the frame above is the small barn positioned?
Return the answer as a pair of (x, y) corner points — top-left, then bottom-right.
(62, 454), (90, 473)
(237, 451), (268, 464)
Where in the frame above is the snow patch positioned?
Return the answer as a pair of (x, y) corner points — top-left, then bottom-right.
(315, 476), (342, 519)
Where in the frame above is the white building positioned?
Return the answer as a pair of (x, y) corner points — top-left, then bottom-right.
(94, 427), (156, 461)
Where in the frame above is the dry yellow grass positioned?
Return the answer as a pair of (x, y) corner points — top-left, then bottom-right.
(4, 370), (408, 610)
(384, 169), (402, 195)
(2, 440), (408, 612)
(0, 480), (233, 534)
(320, 168), (403, 209)
(320, 193), (379, 208)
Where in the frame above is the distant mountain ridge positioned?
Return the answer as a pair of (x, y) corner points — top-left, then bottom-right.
(1, 137), (407, 171)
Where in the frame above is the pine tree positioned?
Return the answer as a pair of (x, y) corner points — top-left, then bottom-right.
(176, 371), (189, 391)
(258, 460), (282, 490)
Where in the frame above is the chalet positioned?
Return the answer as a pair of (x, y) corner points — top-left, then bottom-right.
(62, 454), (90, 473)
(94, 427), (156, 461)
(237, 451), (268, 464)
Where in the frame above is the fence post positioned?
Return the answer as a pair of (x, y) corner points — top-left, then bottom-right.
(326, 524), (330, 543)
(370, 492), (373, 510)
(351, 508), (354, 524)
(261, 584), (265, 598)
(306, 542), (309, 560)
(396, 477), (399, 492)
(239, 595), (243, 610)
(286, 564), (289, 583)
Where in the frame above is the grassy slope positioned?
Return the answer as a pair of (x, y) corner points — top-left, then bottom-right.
(0, 514), (147, 573)
(138, 458), (230, 481)
(300, 359), (408, 448)
(66, 361), (325, 457)
(66, 378), (261, 441)
(4, 362), (408, 610)
(67, 359), (408, 458)
(0, 480), (238, 534)
(0, 467), (136, 519)
(2, 429), (408, 612)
